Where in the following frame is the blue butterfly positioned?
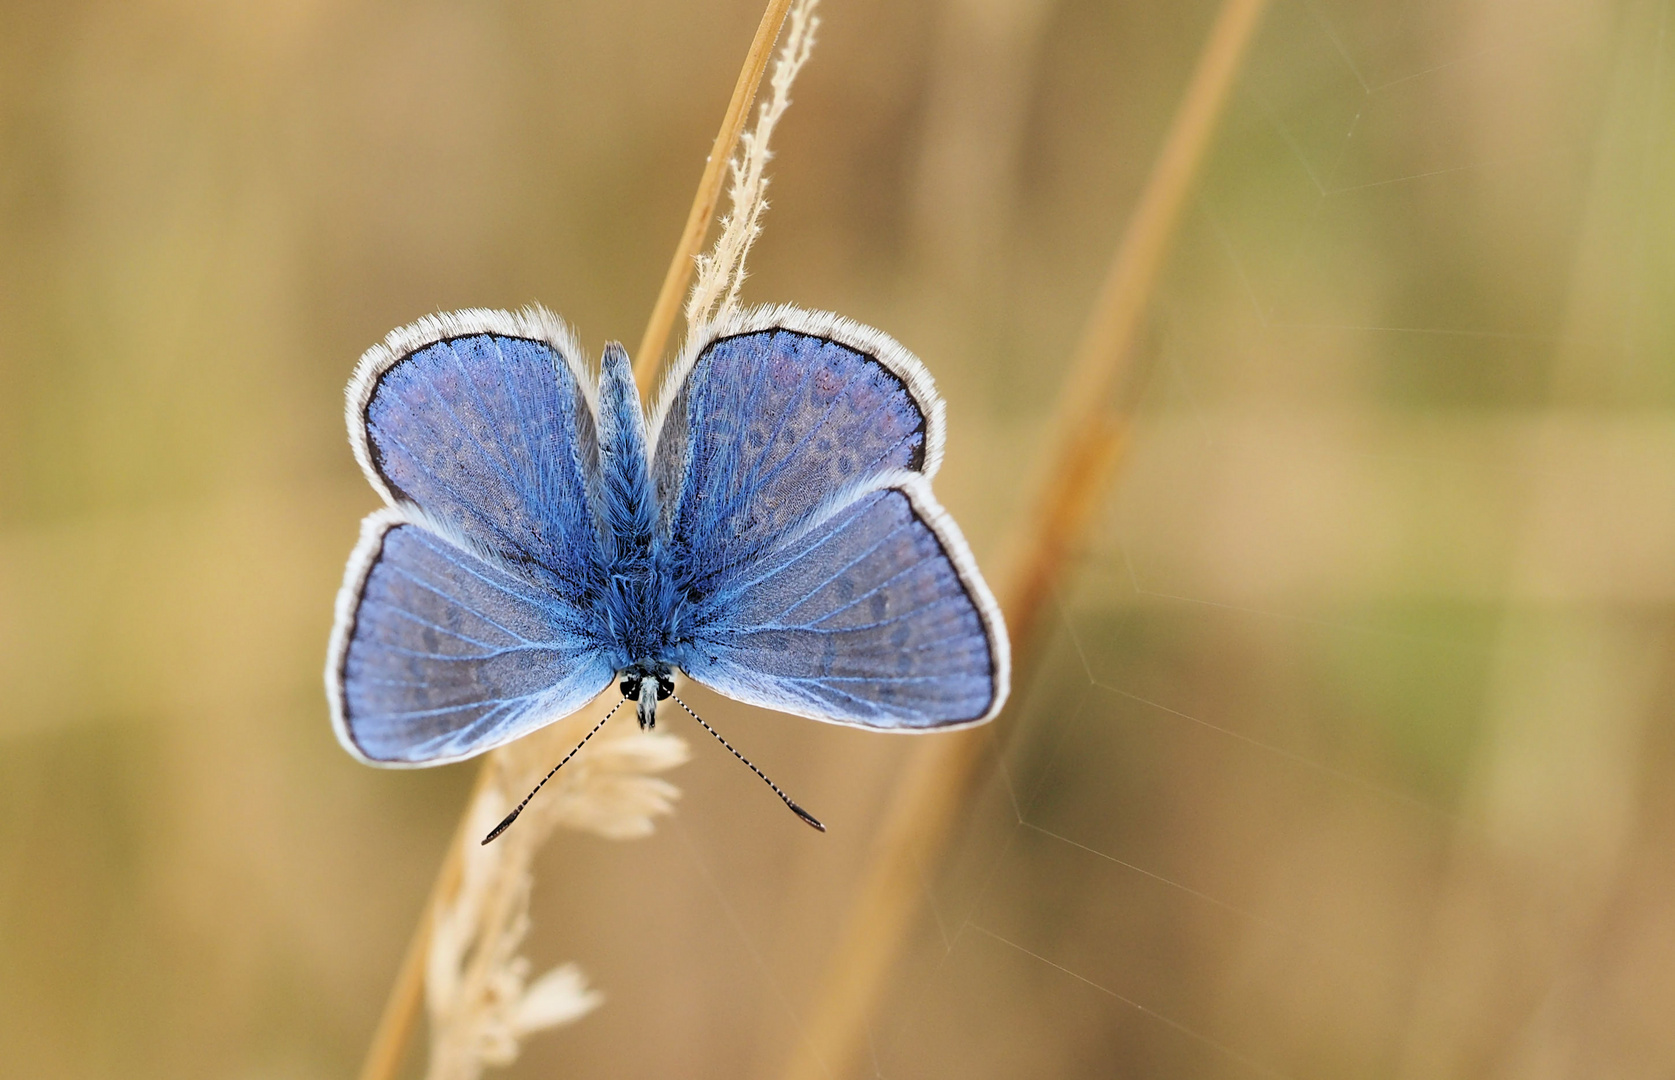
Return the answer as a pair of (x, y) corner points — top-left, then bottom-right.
(326, 305), (1009, 832)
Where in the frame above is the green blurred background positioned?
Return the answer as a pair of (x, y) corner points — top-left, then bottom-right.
(3, 0), (1673, 1077)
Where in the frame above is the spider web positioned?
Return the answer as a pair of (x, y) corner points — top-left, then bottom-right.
(1, 0), (1665, 1077)
(632, 2), (1675, 1078)
(840, 3), (1675, 1078)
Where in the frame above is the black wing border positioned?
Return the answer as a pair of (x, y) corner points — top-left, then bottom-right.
(649, 306), (1010, 725)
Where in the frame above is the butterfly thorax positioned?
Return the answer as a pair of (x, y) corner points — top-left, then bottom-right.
(594, 341), (693, 727)
(601, 557), (682, 658)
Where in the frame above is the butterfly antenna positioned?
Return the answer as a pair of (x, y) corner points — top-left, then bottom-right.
(670, 694), (825, 832)
(482, 698), (627, 845)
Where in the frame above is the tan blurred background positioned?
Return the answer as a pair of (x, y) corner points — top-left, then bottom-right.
(3, 0), (1673, 1077)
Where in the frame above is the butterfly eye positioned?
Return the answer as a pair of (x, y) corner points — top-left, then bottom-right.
(655, 673), (674, 700)
(618, 674), (640, 699)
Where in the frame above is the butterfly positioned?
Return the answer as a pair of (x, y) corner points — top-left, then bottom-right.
(325, 304), (1009, 833)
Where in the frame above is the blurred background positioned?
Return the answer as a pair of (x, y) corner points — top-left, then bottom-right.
(2, 0), (1673, 1076)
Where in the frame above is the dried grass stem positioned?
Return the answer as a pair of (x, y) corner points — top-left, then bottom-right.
(633, 0), (798, 387)
(357, 768), (489, 1080)
(782, 2), (1270, 1077)
(357, 4), (809, 1076)
(684, 0), (820, 337)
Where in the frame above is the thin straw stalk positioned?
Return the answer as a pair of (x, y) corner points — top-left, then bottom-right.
(355, 4), (800, 1076)
(685, 0), (820, 338)
(633, 0), (796, 388)
(357, 767), (491, 1080)
(780, 2), (1270, 1077)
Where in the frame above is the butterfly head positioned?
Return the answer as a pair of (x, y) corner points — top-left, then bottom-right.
(620, 664), (675, 729)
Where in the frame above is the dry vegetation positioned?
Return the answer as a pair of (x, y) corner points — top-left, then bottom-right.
(2, 1), (1673, 1078)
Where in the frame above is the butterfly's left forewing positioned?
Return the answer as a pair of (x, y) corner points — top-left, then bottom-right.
(348, 308), (603, 597)
(329, 309), (617, 765)
(651, 307), (1009, 728)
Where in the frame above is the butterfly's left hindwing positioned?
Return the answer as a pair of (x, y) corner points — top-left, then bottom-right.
(651, 306), (1010, 728)
(330, 512), (616, 765)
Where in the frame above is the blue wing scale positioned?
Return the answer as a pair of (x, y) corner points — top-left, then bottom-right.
(677, 484), (998, 726)
(654, 307), (1009, 729)
(328, 309), (615, 766)
(332, 511), (615, 765)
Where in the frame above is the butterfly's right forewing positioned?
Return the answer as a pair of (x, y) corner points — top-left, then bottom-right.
(651, 307), (1009, 730)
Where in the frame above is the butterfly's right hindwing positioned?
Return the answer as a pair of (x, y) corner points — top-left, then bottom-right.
(676, 483), (1001, 728)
